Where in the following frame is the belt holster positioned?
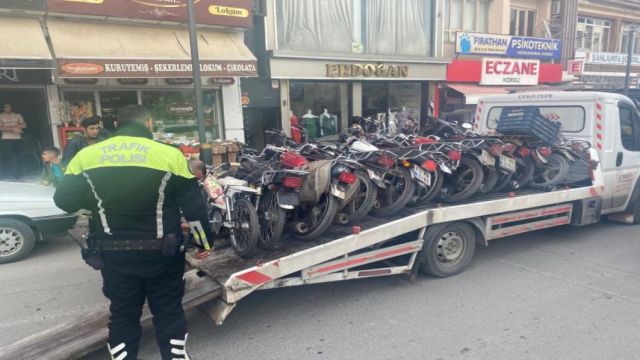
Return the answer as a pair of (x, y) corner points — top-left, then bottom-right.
(162, 234), (185, 257)
(81, 236), (104, 270)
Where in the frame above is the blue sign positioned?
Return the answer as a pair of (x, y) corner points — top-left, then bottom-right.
(456, 32), (562, 60)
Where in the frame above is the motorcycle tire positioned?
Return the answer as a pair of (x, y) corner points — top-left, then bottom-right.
(477, 166), (499, 195)
(230, 198), (261, 257)
(412, 168), (444, 206)
(443, 156), (484, 202)
(492, 172), (515, 193)
(529, 154), (570, 189)
(335, 170), (378, 223)
(258, 191), (287, 249)
(510, 157), (535, 190)
(292, 193), (339, 241)
(370, 166), (416, 217)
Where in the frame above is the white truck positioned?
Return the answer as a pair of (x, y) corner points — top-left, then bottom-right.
(3, 91), (639, 360)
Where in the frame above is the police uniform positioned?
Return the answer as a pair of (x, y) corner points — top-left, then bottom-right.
(54, 122), (211, 360)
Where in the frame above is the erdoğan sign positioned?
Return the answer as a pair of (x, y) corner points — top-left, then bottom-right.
(480, 58), (540, 85)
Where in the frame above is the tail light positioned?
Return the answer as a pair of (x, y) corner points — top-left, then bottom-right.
(503, 143), (517, 153)
(401, 160), (412, 167)
(538, 147), (552, 157)
(338, 171), (357, 184)
(414, 137), (437, 144)
(377, 156), (395, 168)
(282, 176), (304, 188)
(447, 150), (462, 161)
(488, 144), (503, 156)
(421, 159), (438, 172)
(517, 146), (531, 157)
(280, 151), (308, 169)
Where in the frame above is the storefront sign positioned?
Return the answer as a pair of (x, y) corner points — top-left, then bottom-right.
(166, 102), (195, 115)
(0, 69), (52, 85)
(62, 78), (98, 85)
(456, 32), (561, 60)
(117, 78), (149, 85)
(567, 60), (584, 75)
(208, 77), (235, 85)
(165, 78), (193, 85)
(47, 0), (252, 28)
(0, 0), (46, 11)
(579, 72), (640, 89)
(585, 52), (640, 66)
(325, 64), (409, 78)
(57, 59), (257, 78)
(480, 58), (540, 85)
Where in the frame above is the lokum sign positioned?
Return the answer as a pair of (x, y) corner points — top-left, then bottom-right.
(480, 58), (540, 85)
(456, 32), (561, 60)
(57, 59), (257, 78)
(47, 0), (252, 28)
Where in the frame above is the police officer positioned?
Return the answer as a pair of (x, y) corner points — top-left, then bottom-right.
(54, 104), (211, 360)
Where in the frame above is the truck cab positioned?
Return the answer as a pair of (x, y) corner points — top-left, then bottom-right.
(475, 91), (640, 218)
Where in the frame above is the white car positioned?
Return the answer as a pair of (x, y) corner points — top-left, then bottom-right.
(0, 181), (78, 264)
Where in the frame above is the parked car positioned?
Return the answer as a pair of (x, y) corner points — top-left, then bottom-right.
(0, 181), (78, 264)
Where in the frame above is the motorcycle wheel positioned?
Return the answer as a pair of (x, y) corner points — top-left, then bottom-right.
(335, 170), (377, 223)
(492, 172), (515, 193)
(292, 193), (338, 241)
(477, 166), (499, 195)
(412, 169), (444, 206)
(370, 167), (416, 217)
(230, 198), (260, 257)
(258, 191), (286, 249)
(529, 154), (570, 189)
(509, 157), (535, 190)
(442, 156), (484, 202)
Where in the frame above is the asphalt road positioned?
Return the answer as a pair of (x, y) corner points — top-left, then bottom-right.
(2, 221), (640, 360)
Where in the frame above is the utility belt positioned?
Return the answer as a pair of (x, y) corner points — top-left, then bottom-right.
(82, 234), (184, 270)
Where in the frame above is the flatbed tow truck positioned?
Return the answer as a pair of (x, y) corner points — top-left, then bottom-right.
(2, 91), (639, 360)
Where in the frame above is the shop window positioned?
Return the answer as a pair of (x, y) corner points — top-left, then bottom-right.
(620, 25), (640, 55)
(99, 91), (138, 131)
(444, 0), (490, 43)
(576, 16), (611, 52)
(362, 82), (422, 122)
(61, 91), (96, 126)
(509, 8), (536, 36)
(289, 82), (344, 139)
(142, 90), (222, 145)
(276, 0), (435, 56)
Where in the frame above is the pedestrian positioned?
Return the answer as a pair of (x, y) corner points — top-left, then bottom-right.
(53, 104), (212, 360)
(0, 103), (26, 179)
(61, 115), (108, 166)
(41, 146), (64, 188)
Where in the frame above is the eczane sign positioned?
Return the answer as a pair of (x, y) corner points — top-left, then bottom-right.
(480, 58), (540, 85)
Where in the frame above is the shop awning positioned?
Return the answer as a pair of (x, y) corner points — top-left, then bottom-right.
(0, 17), (54, 69)
(47, 20), (257, 78)
(444, 83), (510, 105)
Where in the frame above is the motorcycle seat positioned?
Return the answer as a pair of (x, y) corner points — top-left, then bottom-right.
(217, 177), (248, 187)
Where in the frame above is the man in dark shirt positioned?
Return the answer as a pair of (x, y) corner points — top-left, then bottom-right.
(62, 116), (108, 166)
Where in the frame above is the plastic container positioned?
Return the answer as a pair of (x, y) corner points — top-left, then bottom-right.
(496, 106), (561, 145)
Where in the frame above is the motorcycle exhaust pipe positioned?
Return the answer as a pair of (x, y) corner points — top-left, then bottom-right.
(336, 213), (350, 225)
(295, 222), (309, 234)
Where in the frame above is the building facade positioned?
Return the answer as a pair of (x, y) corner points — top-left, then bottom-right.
(0, 0), (257, 164)
(572, 0), (640, 89)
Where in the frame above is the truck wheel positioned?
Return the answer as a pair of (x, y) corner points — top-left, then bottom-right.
(419, 222), (476, 278)
(0, 219), (36, 264)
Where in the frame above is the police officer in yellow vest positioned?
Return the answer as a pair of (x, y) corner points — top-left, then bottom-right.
(54, 104), (212, 360)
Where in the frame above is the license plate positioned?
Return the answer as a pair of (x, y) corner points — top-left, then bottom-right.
(331, 184), (346, 199)
(277, 191), (299, 206)
(411, 165), (431, 186)
(499, 155), (516, 173)
(480, 150), (496, 166)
